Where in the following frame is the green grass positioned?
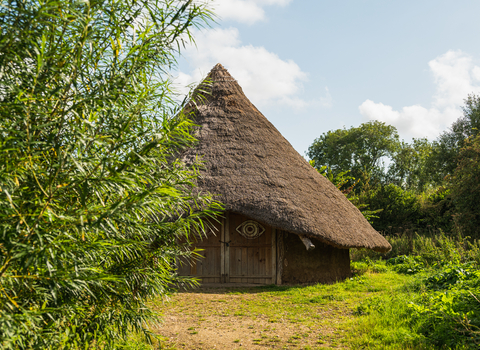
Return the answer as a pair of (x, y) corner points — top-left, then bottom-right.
(116, 253), (479, 349)
(145, 266), (428, 348)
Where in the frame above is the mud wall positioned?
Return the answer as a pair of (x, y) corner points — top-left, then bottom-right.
(280, 231), (350, 284)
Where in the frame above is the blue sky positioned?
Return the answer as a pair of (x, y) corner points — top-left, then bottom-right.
(175, 0), (480, 155)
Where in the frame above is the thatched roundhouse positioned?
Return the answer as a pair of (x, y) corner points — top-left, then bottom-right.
(178, 63), (391, 284)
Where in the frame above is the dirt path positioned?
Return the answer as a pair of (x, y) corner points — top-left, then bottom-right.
(151, 287), (352, 349)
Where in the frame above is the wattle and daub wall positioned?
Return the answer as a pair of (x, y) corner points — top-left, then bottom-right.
(279, 231), (351, 284)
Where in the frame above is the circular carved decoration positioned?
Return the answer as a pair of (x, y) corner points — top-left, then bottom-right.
(236, 220), (265, 239)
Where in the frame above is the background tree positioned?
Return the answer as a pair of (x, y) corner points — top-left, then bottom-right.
(307, 120), (461, 234)
(307, 120), (400, 186)
(449, 134), (480, 239)
(387, 138), (433, 192)
(426, 94), (480, 183)
(0, 1), (218, 348)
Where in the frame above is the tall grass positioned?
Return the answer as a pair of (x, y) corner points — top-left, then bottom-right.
(351, 230), (480, 265)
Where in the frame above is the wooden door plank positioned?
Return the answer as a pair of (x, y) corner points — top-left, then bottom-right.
(272, 228), (277, 284)
(220, 216), (225, 283)
(253, 247), (259, 277)
(276, 230), (283, 285)
(235, 247), (241, 277)
(259, 247), (265, 277)
(225, 212), (230, 283)
(191, 259), (197, 276)
(204, 249), (211, 277)
(229, 247), (235, 277)
(215, 246), (221, 277)
(198, 251), (204, 277)
(248, 247), (255, 283)
(242, 247), (248, 283)
(265, 247), (271, 276)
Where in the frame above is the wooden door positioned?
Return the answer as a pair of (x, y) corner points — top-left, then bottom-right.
(227, 213), (276, 284)
(176, 221), (222, 283)
(177, 213), (277, 284)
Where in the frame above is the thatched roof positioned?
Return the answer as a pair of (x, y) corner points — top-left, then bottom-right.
(182, 64), (391, 253)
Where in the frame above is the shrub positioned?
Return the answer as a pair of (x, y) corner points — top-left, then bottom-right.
(425, 263), (479, 291)
(358, 183), (421, 232)
(410, 269), (480, 348)
(0, 1), (217, 348)
(386, 255), (426, 275)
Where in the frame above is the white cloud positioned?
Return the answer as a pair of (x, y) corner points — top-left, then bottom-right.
(430, 50), (480, 108)
(473, 66), (480, 81)
(320, 87), (333, 108)
(175, 27), (321, 109)
(359, 50), (480, 140)
(358, 100), (457, 139)
(211, 0), (292, 24)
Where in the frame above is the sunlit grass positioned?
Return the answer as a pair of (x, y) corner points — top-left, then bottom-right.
(145, 265), (428, 349)
(119, 257), (478, 349)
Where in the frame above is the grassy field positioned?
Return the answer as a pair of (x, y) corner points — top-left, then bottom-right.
(116, 264), (434, 349)
(152, 272), (423, 349)
(114, 233), (480, 349)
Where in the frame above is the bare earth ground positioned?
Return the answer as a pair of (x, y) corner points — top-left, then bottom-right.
(150, 286), (358, 349)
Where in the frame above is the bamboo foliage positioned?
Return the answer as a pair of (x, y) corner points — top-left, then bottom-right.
(0, 0), (219, 348)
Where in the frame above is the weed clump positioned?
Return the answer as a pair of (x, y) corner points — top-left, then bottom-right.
(350, 231), (480, 349)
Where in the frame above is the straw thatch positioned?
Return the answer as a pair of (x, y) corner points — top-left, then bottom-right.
(182, 64), (391, 253)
